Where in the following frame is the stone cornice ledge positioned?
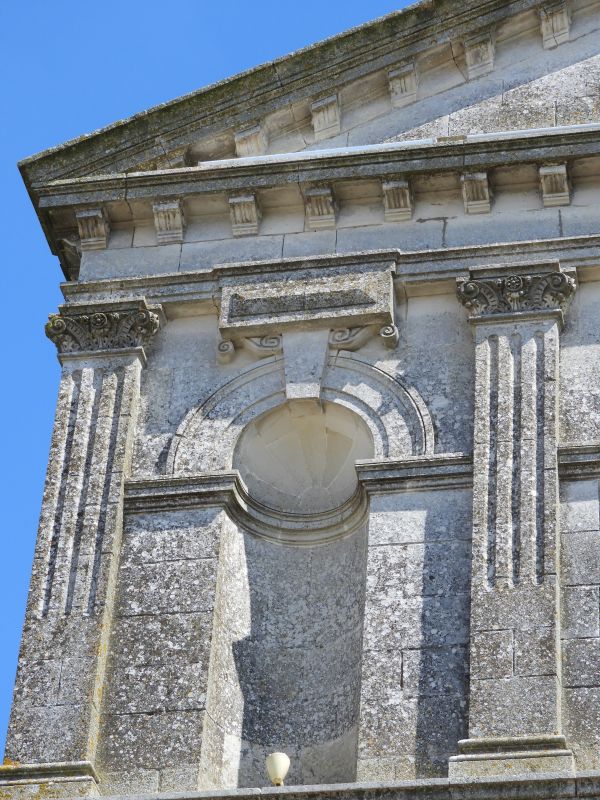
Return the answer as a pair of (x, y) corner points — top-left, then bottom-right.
(125, 472), (369, 546)
(356, 453), (473, 492)
(559, 443), (600, 480)
(37, 125), (600, 207)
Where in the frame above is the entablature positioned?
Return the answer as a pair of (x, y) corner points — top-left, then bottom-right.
(36, 125), (600, 279)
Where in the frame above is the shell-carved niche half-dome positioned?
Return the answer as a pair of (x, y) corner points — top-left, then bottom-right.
(233, 399), (374, 515)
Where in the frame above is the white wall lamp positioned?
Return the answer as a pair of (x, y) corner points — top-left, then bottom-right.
(266, 752), (291, 786)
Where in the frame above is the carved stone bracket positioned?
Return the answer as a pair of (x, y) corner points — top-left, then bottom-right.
(461, 172), (492, 214)
(219, 324), (399, 364)
(243, 334), (282, 357)
(75, 207), (109, 251)
(463, 30), (495, 80)
(152, 199), (186, 244)
(540, 0), (571, 48)
(388, 62), (418, 108)
(539, 163), (571, 207)
(234, 123), (268, 157)
(217, 334), (283, 364)
(45, 300), (163, 356)
(310, 94), (341, 140)
(382, 178), (413, 222)
(229, 193), (261, 236)
(456, 269), (576, 319)
(303, 185), (337, 230)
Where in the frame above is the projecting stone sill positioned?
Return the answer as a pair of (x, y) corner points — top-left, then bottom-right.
(104, 772), (599, 800)
(4, 769), (600, 800)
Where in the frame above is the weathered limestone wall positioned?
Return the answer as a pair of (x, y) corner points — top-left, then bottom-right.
(97, 508), (222, 794)
(200, 517), (369, 788)
(5, 1), (600, 796)
(559, 280), (600, 770)
(357, 487), (472, 780)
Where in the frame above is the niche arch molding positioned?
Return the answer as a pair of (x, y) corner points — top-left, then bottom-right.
(166, 352), (435, 476)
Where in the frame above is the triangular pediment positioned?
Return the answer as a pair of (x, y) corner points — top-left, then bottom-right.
(19, 0), (600, 189)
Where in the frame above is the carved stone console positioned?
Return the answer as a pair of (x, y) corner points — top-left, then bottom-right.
(217, 255), (399, 400)
(3, 300), (162, 787)
(451, 263), (577, 777)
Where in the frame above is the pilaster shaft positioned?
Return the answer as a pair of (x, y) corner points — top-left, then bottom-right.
(4, 301), (162, 780)
(452, 267), (576, 777)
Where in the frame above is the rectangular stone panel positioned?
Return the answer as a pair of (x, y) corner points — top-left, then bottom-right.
(562, 586), (600, 640)
(117, 559), (218, 615)
(219, 267), (394, 337)
(563, 638), (600, 687)
(470, 630), (513, 680)
(368, 489), (472, 546)
(469, 676), (560, 738)
(562, 530), (600, 585)
(99, 710), (204, 770)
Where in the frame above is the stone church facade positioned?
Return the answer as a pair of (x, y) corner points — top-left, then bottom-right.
(2, 0), (600, 798)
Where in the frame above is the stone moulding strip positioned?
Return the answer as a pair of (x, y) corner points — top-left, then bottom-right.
(124, 454), (471, 533)
(558, 442), (600, 480)
(124, 471), (369, 546)
(0, 761), (99, 786)
(356, 453), (473, 492)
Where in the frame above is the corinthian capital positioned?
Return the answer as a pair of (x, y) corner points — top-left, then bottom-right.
(456, 269), (576, 319)
(45, 300), (162, 355)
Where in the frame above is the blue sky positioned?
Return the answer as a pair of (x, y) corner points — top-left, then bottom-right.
(0, 0), (411, 755)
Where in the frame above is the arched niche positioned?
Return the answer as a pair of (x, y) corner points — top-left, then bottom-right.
(200, 398), (375, 787)
(182, 354), (435, 787)
(167, 353), (434, 476)
(233, 398), (373, 515)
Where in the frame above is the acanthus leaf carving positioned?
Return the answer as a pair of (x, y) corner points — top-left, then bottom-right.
(45, 301), (162, 354)
(456, 271), (576, 317)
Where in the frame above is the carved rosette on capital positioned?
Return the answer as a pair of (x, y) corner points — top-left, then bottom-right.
(45, 300), (162, 356)
(451, 266), (577, 779)
(456, 270), (576, 319)
(3, 298), (163, 774)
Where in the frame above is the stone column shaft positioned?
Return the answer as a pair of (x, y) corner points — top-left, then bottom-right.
(451, 267), (576, 778)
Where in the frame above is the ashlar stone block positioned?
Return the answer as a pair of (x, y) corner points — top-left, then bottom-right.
(469, 676), (560, 738)
(470, 630), (513, 680)
(562, 586), (600, 640)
